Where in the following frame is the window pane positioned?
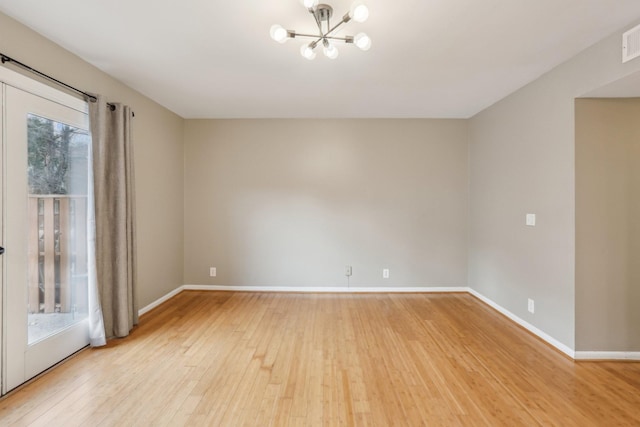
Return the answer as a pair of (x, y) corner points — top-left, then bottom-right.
(26, 114), (90, 344)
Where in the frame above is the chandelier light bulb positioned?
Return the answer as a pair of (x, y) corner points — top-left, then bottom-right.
(354, 32), (372, 51)
(300, 44), (317, 60)
(301, 0), (319, 8)
(349, 2), (369, 23)
(323, 44), (339, 59)
(270, 24), (288, 43)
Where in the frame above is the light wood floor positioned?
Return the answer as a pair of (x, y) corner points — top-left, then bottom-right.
(1, 291), (639, 426)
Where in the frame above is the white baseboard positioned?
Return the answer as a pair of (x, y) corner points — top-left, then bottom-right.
(138, 286), (184, 316)
(467, 289), (576, 359)
(574, 351), (640, 361)
(183, 284), (470, 293)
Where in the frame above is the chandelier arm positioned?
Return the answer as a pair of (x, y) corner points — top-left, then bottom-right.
(287, 32), (353, 42)
(325, 16), (348, 37)
(322, 35), (354, 42)
(308, 37), (323, 49)
(294, 32), (326, 39)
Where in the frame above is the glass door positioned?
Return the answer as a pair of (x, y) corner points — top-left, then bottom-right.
(3, 83), (90, 393)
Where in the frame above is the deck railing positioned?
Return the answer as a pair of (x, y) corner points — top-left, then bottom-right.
(27, 195), (88, 314)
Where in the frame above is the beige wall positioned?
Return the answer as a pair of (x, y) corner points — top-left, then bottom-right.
(184, 119), (468, 288)
(469, 20), (640, 350)
(575, 98), (640, 351)
(0, 12), (185, 307)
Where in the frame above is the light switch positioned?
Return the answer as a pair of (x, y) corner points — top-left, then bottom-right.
(526, 214), (536, 227)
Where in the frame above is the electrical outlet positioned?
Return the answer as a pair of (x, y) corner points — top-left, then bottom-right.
(528, 298), (535, 314)
(526, 214), (536, 227)
(209, 267), (216, 277)
(382, 268), (390, 279)
(345, 266), (352, 276)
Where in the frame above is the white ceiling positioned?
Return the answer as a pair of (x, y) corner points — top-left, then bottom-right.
(1, 0), (640, 118)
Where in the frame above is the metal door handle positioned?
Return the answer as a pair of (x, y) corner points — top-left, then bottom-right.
(0, 247), (4, 255)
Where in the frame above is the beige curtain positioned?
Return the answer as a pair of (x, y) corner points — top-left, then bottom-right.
(89, 95), (138, 339)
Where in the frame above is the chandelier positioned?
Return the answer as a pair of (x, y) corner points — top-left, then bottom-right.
(270, 0), (371, 60)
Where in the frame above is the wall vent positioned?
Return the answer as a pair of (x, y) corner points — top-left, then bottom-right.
(622, 24), (640, 63)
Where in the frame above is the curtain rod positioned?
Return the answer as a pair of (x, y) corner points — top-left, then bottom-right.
(0, 52), (134, 116)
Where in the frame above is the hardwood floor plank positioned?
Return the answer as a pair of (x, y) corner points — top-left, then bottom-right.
(1, 291), (639, 426)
